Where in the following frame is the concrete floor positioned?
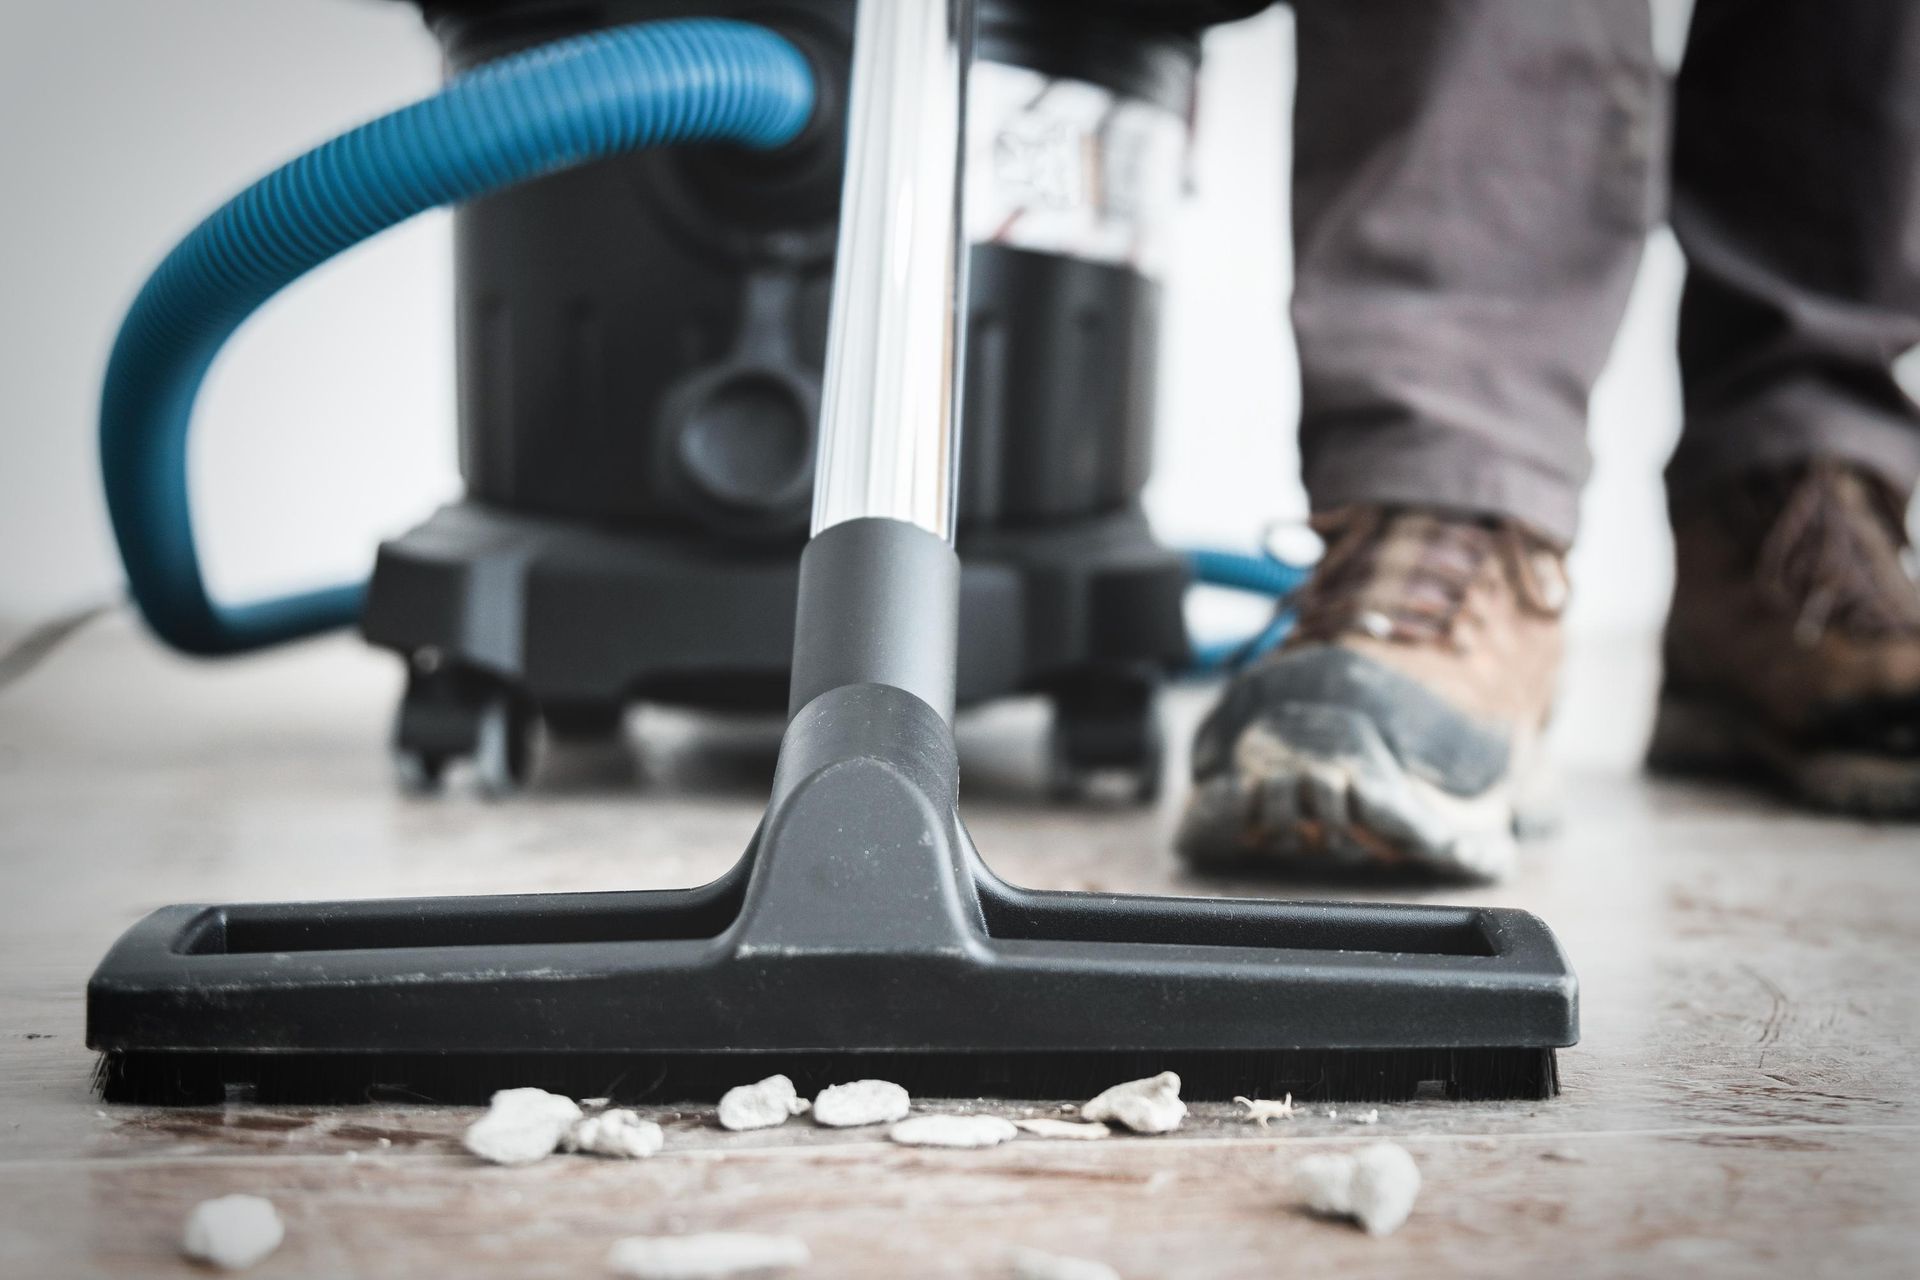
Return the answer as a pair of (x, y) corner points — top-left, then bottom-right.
(0, 614), (1915, 1277)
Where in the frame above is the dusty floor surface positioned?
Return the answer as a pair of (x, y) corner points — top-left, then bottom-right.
(0, 614), (1915, 1277)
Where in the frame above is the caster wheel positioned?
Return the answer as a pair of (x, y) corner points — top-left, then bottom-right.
(391, 662), (535, 797)
(474, 692), (536, 798)
(542, 702), (626, 744)
(1131, 727), (1166, 804)
(1046, 678), (1165, 806)
(392, 666), (485, 796)
(539, 701), (637, 789)
(393, 748), (447, 794)
(1047, 720), (1164, 804)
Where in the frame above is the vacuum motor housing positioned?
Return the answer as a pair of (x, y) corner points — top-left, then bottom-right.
(366, 0), (1245, 793)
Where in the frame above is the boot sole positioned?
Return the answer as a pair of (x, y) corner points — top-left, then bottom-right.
(1176, 703), (1536, 883)
(1646, 694), (1920, 818)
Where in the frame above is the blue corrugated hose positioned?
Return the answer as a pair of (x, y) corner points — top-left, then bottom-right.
(100, 20), (815, 654)
(1185, 548), (1310, 674)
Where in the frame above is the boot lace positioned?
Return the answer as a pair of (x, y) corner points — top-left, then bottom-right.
(1753, 462), (1920, 645)
(1287, 509), (1560, 650)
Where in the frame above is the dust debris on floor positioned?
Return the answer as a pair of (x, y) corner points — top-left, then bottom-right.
(604, 1231), (811, 1279)
(462, 1088), (583, 1165)
(1081, 1072), (1186, 1134)
(1009, 1245), (1122, 1280)
(1233, 1094), (1295, 1126)
(888, 1113), (1019, 1148)
(716, 1074), (810, 1132)
(1294, 1141), (1422, 1237)
(1012, 1117), (1110, 1140)
(180, 1194), (284, 1271)
(810, 1079), (910, 1128)
(564, 1108), (665, 1159)
(1351, 1109), (1380, 1125)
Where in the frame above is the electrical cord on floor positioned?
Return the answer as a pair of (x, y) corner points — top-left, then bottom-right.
(0, 602), (116, 695)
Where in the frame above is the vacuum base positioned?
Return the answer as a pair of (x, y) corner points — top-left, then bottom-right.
(361, 501), (1190, 796)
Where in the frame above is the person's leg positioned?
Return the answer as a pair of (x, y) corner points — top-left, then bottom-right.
(1667, 0), (1920, 499)
(1652, 0), (1920, 817)
(1179, 0), (1660, 880)
(1292, 0), (1660, 546)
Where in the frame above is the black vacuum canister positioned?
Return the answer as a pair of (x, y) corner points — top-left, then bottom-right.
(362, 0), (1262, 795)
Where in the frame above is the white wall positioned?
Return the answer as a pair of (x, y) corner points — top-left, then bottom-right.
(2, 1), (1698, 636)
(0, 0), (454, 620)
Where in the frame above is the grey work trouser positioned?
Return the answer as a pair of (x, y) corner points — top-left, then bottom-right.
(1290, 0), (1920, 545)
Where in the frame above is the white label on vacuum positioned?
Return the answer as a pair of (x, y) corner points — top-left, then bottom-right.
(966, 61), (1188, 281)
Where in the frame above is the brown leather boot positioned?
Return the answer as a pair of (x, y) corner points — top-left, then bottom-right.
(1177, 507), (1569, 881)
(1650, 461), (1920, 815)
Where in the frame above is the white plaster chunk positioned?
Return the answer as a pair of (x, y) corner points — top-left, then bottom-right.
(605, 1232), (810, 1279)
(564, 1108), (665, 1159)
(461, 1087), (583, 1165)
(180, 1195), (284, 1271)
(1351, 1109), (1380, 1125)
(888, 1114), (1018, 1149)
(1080, 1072), (1185, 1134)
(1010, 1245), (1122, 1280)
(1012, 1118), (1111, 1141)
(1295, 1141), (1421, 1236)
(1294, 1152), (1356, 1217)
(1233, 1094), (1295, 1127)
(717, 1075), (810, 1132)
(1348, 1142), (1421, 1235)
(811, 1079), (910, 1128)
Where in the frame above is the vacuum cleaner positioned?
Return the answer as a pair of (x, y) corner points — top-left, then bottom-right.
(88, 0), (1575, 1107)
(105, 0), (1315, 803)
(364, 0), (1221, 802)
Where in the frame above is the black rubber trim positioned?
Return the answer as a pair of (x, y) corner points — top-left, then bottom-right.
(1662, 679), (1920, 759)
(1192, 645), (1513, 797)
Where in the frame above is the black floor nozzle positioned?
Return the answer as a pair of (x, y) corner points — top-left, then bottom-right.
(89, 682), (1577, 1106)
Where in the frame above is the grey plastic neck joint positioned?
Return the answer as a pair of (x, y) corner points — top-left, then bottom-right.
(787, 517), (961, 724)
